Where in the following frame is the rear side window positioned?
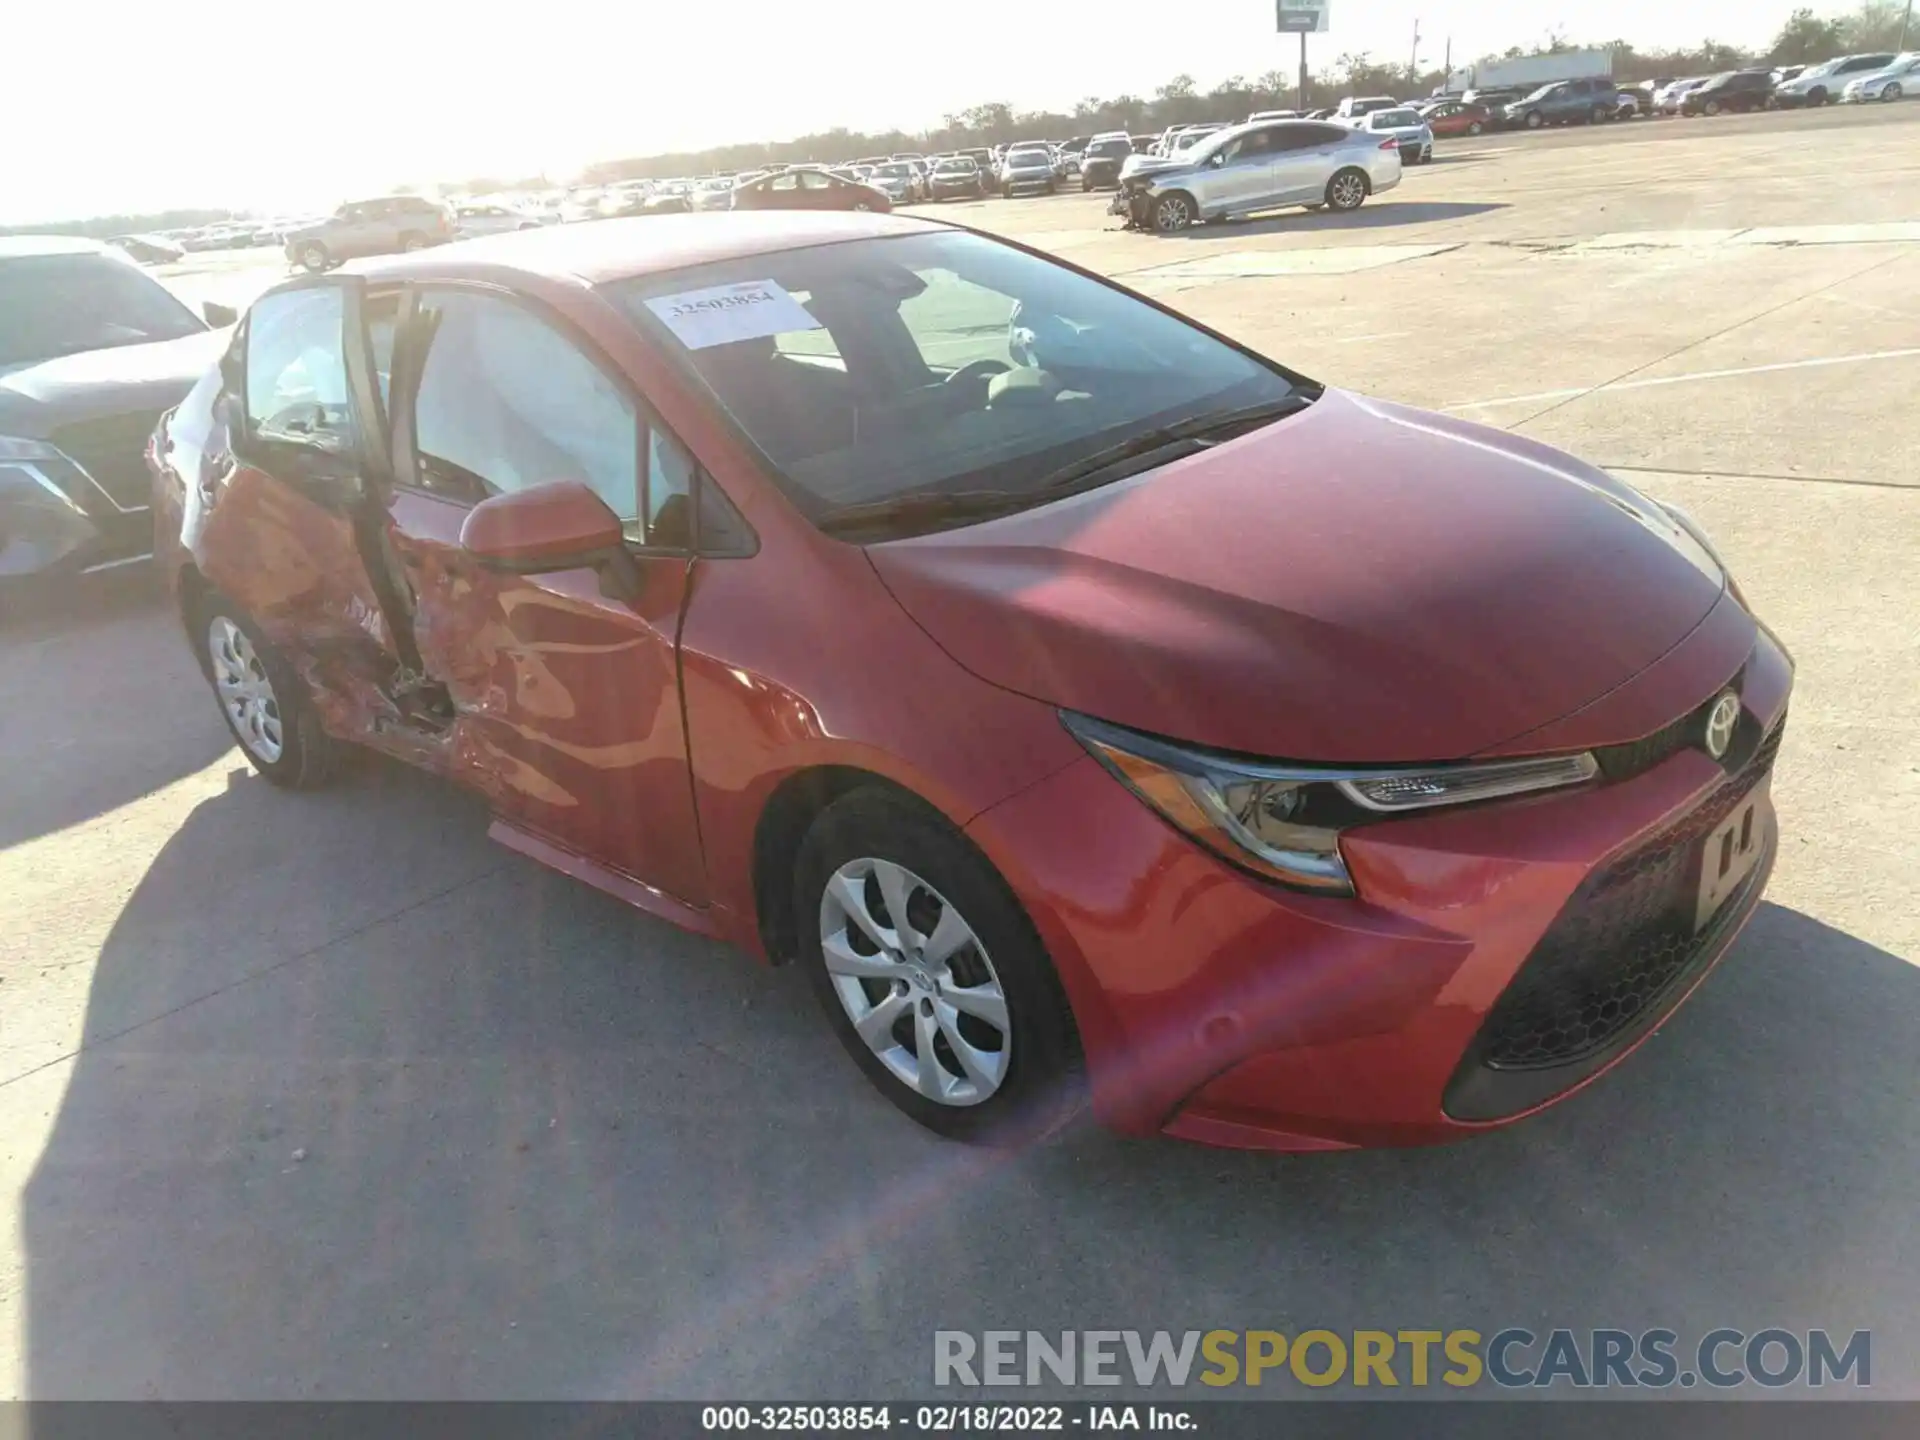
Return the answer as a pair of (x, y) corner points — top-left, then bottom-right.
(244, 287), (355, 451)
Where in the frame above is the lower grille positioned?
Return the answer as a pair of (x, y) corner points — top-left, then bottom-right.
(50, 410), (165, 512)
(1474, 719), (1784, 1072)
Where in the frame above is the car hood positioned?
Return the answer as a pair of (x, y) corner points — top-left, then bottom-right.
(0, 329), (227, 436)
(1119, 155), (1188, 182)
(866, 389), (1728, 763)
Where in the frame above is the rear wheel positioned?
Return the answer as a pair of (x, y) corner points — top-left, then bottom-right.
(795, 789), (1079, 1143)
(1325, 168), (1369, 212)
(198, 595), (340, 789)
(1151, 191), (1196, 232)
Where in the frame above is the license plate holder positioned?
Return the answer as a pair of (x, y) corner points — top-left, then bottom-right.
(1694, 782), (1768, 932)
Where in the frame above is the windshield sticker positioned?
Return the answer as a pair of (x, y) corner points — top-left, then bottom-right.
(645, 281), (824, 351)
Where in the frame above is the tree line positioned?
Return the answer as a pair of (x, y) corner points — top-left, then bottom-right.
(6, 2), (1907, 236)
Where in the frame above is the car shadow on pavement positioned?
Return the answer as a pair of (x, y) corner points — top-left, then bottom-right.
(0, 572), (236, 850)
(1161, 201), (1507, 241)
(19, 761), (1920, 1397)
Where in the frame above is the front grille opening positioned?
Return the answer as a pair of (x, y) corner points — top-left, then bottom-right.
(1475, 720), (1783, 1072)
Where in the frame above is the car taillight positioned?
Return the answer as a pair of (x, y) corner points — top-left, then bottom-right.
(1379, 137), (1399, 150)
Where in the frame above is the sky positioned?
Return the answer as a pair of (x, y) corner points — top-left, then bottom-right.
(11, 0), (1826, 224)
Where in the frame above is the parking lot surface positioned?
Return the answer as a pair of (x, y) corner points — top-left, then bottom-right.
(4, 104), (1918, 1399)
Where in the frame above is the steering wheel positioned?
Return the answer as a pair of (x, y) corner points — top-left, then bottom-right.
(944, 358), (1012, 389)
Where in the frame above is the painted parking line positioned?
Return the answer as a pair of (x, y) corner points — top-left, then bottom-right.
(1445, 346), (1920, 412)
(1130, 243), (1463, 279)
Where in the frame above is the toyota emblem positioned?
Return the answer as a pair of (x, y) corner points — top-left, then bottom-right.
(1703, 691), (1741, 760)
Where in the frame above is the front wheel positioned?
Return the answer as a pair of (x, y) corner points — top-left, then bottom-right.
(1325, 168), (1369, 212)
(1704, 98), (1722, 116)
(1808, 87), (1828, 106)
(199, 596), (340, 789)
(1886, 84), (1904, 102)
(1468, 120), (1484, 135)
(796, 789), (1079, 1143)
(297, 242), (330, 272)
(1525, 110), (1545, 129)
(1151, 191), (1195, 232)
(399, 232), (430, 252)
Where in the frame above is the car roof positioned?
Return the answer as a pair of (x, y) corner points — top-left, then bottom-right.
(0, 234), (114, 260)
(355, 210), (947, 288)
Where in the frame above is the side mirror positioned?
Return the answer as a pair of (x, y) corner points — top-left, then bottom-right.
(1209, 152), (1228, 167)
(459, 480), (641, 601)
(204, 301), (239, 328)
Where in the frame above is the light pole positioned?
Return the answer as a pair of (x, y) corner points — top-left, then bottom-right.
(1902, 0), (1912, 51)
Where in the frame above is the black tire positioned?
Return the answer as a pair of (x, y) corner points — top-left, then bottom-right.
(1809, 87), (1828, 106)
(1324, 167), (1370, 212)
(195, 591), (341, 790)
(398, 231), (430, 252)
(1468, 120), (1484, 135)
(297, 241), (330, 272)
(794, 788), (1080, 1144)
(1704, 98), (1721, 117)
(1524, 110), (1544, 129)
(1886, 83), (1904, 102)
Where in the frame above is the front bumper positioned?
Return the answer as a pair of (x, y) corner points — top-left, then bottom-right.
(964, 627), (1792, 1151)
(1001, 174), (1055, 193)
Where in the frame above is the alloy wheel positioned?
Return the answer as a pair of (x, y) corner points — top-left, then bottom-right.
(1153, 194), (1193, 232)
(1329, 173), (1367, 210)
(818, 857), (1011, 1107)
(1887, 84), (1903, 102)
(208, 615), (285, 764)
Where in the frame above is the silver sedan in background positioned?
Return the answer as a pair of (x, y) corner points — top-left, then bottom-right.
(1351, 106), (1436, 164)
(1115, 119), (1402, 233)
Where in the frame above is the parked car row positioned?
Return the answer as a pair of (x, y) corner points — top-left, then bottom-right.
(1335, 53), (1918, 136)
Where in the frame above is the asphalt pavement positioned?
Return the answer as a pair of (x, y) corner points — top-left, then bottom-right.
(3, 101), (1918, 1401)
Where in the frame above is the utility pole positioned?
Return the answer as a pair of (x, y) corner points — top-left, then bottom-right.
(1411, 18), (1421, 86)
(1299, 31), (1310, 111)
(1902, 0), (1912, 51)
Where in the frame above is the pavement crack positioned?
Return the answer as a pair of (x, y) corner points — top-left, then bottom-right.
(1503, 246), (1915, 432)
(0, 862), (513, 1093)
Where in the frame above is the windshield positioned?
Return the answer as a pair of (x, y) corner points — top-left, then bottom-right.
(1089, 139), (1131, 156)
(1799, 59), (1840, 78)
(935, 159), (973, 172)
(875, 163), (912, 178)
(0, 252), (203, 368)
(1007, 149), (1049, 165)
(1374, 110), (1420, 126)
(1522, 84), (1560, 101)
(1171, 130), (1217, 151)
(609, 230), (1298, 536)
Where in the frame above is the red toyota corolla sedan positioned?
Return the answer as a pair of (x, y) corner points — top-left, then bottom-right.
(149, 211), (1789, 1151)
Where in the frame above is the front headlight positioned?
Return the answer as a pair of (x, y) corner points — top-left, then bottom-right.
(1063, 712), (1599, 897)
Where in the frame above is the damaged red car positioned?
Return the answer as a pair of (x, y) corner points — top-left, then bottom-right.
(150, 211), (1790, 1150)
